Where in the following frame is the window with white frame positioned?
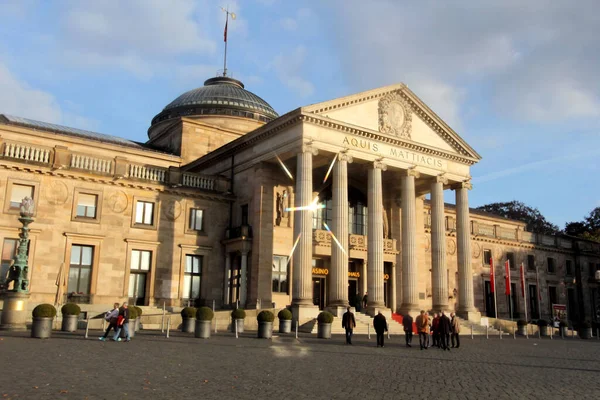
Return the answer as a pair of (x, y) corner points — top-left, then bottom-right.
(189, 209), (204, 231)
(183, 255), (202, 299)
(135, 201), (155, 225)
(130, 250), (151, 272)
(76, 193), (98, 218)
(68, 245), (93, 294)
(272, 255), (289, 293)
(10, 184), (34, 209)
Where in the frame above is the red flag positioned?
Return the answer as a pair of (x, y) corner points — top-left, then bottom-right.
(224, 18), (228, 42)
(519, 263), (526, 298)
(489, 258), (495, 293)
(505, 259), (511, 295)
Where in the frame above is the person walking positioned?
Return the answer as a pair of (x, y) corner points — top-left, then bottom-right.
(431, 312), (440, 348)
(450, 312), (460, 348)
(362, 292), (368, 310)
(342, 307), (356, 345)
(439, 311), (452, 351)
(373, 311), (388, 347)
(415, 310), (429, 350)
(113, 302), (131, 342)
(99, 303), (120, 341)
(402, 313), (414, 347)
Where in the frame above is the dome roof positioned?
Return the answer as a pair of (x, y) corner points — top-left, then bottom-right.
(151, 76), (278, 126)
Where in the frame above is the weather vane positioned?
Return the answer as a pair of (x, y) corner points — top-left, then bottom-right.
(221, 6), (236, 77)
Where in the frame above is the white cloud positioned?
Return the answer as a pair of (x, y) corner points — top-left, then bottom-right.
(272, 46), (314, 98)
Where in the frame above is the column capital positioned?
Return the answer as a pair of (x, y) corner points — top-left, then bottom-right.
(434, 174), (449, 185)
(452, 180), (472, 190)
(401, 167), (420, 178)
(372, 159), (387, 171)
(338, 150), (353, 163)
(300, 141), (319, 156)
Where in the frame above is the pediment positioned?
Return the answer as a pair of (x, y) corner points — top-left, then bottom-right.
(302, 84), (480, 160)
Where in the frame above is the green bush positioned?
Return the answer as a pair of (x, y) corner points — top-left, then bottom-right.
(317, 311), (334, 324)
(537, 319), (548, 327)
(128, 306), (138, 320)
(278, 309), (292, 320)
(231, 308), (246, 319)
(32, 304), (57, 318)
(257, 310), (275, 323)
(517, 319), (527, 327)
(181, 307), (197, 319)
(196, 307), (214, 321)
(134, 306), (143, 317)
(61, 303), (81, 316)
(559, 320), (568, 328)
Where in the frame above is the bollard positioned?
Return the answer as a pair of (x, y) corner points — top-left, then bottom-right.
(235, 318), (238, 339)
(550, 327), (553, 340)
(166, 317), (170, 338)
(486, 325), (489, 339)
(561, 328), (564, 339)
(499, 328), (502, 339)
(470, 325), (473, 339)
(295, 320), (298, 339)
(214, 319), (217, 334)
(571, 328), (574, 338)
(538, 328), (540, 339)
(102, 319), (106, 332)
(597, 329), (599, 340)
(161, 302), (166, 333)
(85, 316), (90, 339)
(212, 300), (215, 314)
(368, 324), (371, 339)
(513, 326), (516, 339)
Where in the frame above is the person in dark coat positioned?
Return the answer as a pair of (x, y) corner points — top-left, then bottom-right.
(362, 292), (368, 310)
(402, 313), (413, 347)
(431, 313), (440, 348)
(438, 311), (452, 351)
(373, 311), (388, 347)
(113, 302), (131, 342)
(342, 307), (356, 345)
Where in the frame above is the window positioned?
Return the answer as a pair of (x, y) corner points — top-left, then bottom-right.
(189, 209), (203, 231)
(313, 199), (332, 230)
(548, 286), (558, 311)
(349, 201), (367, 235)
(483, 249), (492, 266)
(129, 249), (151, 305)
(547, 257), (556, 274)
(0, 238), (18, 286)
(10, 184), (34, 209)
(272, 255), (289, 293)
(130, 250), (151, 272)
(241, 204), (249, 226)
(68, 245), (93, 294)
(566, 260), (573, 275)
(76, 193), (98, 218)
(135, 201), (155, 225)
(507, 252), (516, 269)
(183, 255), (202, 299)
(527, 255), (535, 271)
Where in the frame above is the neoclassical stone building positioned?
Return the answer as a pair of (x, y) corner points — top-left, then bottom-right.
(0, 76), (598, 324)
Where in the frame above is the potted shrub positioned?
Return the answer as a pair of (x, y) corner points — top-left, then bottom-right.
(317, 311), (334, 339)
(195, 307), (214, 339)
(31, 304), (57, 339)
(180, 307), (197, 333)
(579, 321), (592, 339)
(60, 303), (81, 332)
(134, 306), (143, 332)
(537, 319), (549, 336)
(231, 308), (246, 333)
(257, 310), (275, 339)
(278, 309), (292, 333)
(516, 319), (527, 336)
(559, 320), (568, 337)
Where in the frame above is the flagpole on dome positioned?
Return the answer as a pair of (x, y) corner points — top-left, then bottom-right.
(221, 5), (237, 77)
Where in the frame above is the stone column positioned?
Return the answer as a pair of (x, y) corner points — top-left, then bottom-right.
(454, 180), (479, 321)
(328, 151), (353, 316)
(223, 252), (231, 305)
(431, 175), (448, 311)
(367, 160), (387, 316)
(291, 143), (319, 322)
(399, 168), (420, 315)
(239, 250), (249, 306)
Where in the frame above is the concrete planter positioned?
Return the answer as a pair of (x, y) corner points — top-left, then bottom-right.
(318, 323), (332, 339)
(182, 318), (195, 333)
(231, 319), (244, 334)
(31, 317), (53, 339)
(540, 326), (549, 337)
(61, 315), (78, 332)
(257, 322), (273, 339)
(195, 320), (211, 339)
(579, 327), (593, 339)
(279, 319), (292, 333)
(517, 325), (527, 336)
(120, 320), (135, 338)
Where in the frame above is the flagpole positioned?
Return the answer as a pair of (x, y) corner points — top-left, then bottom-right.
(521, 263), (528, 323)
(535, 263), (541, 319)
(223, 6), (229, 76)
(491, 258), (498, 319)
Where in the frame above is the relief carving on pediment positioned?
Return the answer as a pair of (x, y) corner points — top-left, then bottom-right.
(378, 91), (412, 139)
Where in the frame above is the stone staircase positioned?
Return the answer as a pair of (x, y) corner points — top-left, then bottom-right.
(304, 309), (405, 335)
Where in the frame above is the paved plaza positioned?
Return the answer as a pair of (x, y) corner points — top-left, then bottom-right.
(1, 329), (600, 399)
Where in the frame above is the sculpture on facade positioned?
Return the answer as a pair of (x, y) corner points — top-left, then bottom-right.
(275, 190), (288, 226)
(5, 197), (34, 292)
(378, 91), (412, 139)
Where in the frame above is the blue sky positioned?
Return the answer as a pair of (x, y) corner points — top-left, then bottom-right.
(0, 0), (599, 228)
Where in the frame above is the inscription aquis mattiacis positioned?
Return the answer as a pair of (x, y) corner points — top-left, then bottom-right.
(342, 136), (445, 169)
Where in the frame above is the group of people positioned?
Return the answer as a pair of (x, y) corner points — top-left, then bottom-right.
(404, 310), (460, 350)
(99, 302), (131, 342)
(342, 307), (389, 347)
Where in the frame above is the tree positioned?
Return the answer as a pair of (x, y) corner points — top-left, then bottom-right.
(475, 201), (559, 234)
(564, 207), (600, 242)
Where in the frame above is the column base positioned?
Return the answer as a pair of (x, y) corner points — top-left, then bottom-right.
(290, 303), (320, 325)
(326, 305), (353, 318)
(457, 309), (481, 323)
(0, 292), (30, 331)
(397, 303), (421, 317)
(432, 304), (450, 314)
(366, 302), (386, 317)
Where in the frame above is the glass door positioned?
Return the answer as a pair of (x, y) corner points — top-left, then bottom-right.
(129, 272), (147, 306)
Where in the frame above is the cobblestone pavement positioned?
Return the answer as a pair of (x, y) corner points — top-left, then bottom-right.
(1, 329), (600, 400)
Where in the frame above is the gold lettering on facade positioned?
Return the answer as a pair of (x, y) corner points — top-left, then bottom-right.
(343, 136), (443, 169)
(348, 271), (360, 278)
(312, 267), (329, 276)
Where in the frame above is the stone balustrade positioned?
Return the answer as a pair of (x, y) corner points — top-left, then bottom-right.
(128, 164), (167, 182)
(70, 153), (112, 174)
(182, 173), (216, 190)
(3, 141), (51, 164)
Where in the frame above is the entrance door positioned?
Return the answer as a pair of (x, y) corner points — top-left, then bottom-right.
(348, 279), (358, 307)
(383, 281), (389, 307)
(484, 281), (496, 317)
(312, 277), (325, 310)
(129, 272), (147, 306)
(510, 283), (518, 319)
(529, 284), (539, 319)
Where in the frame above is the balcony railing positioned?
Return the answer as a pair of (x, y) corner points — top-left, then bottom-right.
(3, 141), (51, 164)
(71, 153), (113, 174)
(128, 164), (167, 182)
(226, 225), (253, 240)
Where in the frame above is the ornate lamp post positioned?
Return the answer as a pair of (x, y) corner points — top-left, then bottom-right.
(0, 197), (34, 330)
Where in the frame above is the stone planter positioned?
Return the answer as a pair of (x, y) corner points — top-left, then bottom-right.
(318, 322), (331, 339)
(258, 321), (273, 339)
(61, 315), (78, 332)
(31, 317), (53, 339)
(517, 325), (527, 336)
(231, 318), (244, 333)
(540, 326), (549, 337)
(579, 327), (593, 339)
(195, 320), (211, 339)
(182, 318), (195, 333)
(279, 319), (292, 334)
